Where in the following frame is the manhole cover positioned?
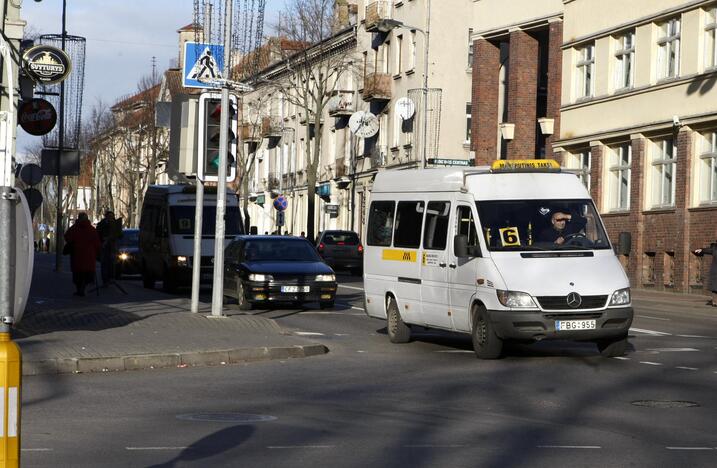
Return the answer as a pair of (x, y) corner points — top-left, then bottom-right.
(631, 400), (699, 408)
(176, 413), (277, 423)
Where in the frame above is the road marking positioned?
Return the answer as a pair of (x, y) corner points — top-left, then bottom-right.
(677, 335), (712, 339)
(301, 311), (364, 316)
(267, 445), (334, 449)
(351, 306), (365, 311)
(647, 348), (699, 352)
(639, 361), (663, 366)
(636, 315), (670, 321)
(537, 445), (601, 449)
(404, 444), (468, 448)
(666, 447), (713, 451)
(630, 327), (671, 336)
(612, 357), (630, 360)
(294, 332), (324, 336)
(675, 366), (699, 371)
(126, 447), (190, 451)
(436, 350), (474, 354)
(21, 448), (53, 452)
(338, 284), (364, 291)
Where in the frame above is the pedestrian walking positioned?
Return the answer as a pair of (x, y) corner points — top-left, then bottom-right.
(694, 241), (717, 307)
(97, 211), (122, 287)
(64, 213), (101, 296)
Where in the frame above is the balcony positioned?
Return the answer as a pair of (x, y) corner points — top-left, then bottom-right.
(328, 91), (355, 117)
(364, 1), (393, 32)
(241, 123), (261, 142)
(267, 172), (281, 192)
(334, 157), (347, 178)
(362, 73), (392, 101)
(261, 116), (283, 138)
(298, 110), (324, 126)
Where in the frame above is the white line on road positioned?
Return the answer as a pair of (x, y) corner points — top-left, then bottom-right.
(675, 366), (699, 371)
(665, 447), (714, 451)
(677, 335), (713, 339)
(436, 350), (474, 354)
(301, 311), (364, 316)
(647, 348), (699, 352)
(537, 445), (601, 449)
(351, 306), (365, 311)
(294, 332), (325, 336)
(639, 361), (663, 366)
(404, 444), (469, 448)
(338, 284), (364, 291)
(21, 448), (53, 452)
(630, 327), (672, 336)
(612, 357), (631, 360)
(267, 445), (335, 449)
(636, 315), (671, 321)
(126, 447), (190, 451)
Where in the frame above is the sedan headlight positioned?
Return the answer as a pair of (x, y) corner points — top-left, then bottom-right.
(496, 290), (537, 308)
(176, 255), (188, 267)
(249, 273), (273, 282)
(315, 274), (336, 282)
(609, 287), (631, 306)
(118, 252), (129, 261)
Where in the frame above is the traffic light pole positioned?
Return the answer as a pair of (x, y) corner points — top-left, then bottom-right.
(210, 0), (233, 317)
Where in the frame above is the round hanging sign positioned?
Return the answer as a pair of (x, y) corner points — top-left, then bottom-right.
(22, 45), (72, 85)
(18, 99), (57, 136)
(273, 195), (288, 211)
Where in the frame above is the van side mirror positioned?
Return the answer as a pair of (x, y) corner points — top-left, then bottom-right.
(617, 231), (631, 256)
(454, 235), (469, 257)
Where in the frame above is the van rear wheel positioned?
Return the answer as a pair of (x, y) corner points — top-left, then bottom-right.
(471, 304), (503, 359)
(386, 297), (411, 343)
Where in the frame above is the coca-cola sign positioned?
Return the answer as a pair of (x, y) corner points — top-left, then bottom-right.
(18, 99), (57, 136)
(22, 45), (72, 85)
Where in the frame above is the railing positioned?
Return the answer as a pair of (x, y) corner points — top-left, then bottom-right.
(365, 1), (392, 32)
(362, 72), (392, 101)
(261, 116), (283, 138)
(267, 172), (281, 191)
(328, 91), (355, 116)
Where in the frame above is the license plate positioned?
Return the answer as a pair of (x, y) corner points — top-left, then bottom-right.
(555, 319), (596, 331)
(281, 286), (310, 293)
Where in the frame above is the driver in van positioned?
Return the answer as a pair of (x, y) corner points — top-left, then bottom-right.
(540, 210), (573, 245)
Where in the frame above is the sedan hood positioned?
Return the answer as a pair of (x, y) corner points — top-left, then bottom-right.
(243, 261), (334, 275)
(490, 251), (629, 296)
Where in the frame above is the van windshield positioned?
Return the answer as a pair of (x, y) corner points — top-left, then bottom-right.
(476, 199), (611, 251)
(170, 206), (243, 236)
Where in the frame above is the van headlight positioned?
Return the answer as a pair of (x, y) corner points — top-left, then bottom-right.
(609, 288), (631, 306)
(176, 255), (189, 267)
(496, 290), (537, 308)
(315, 274), (335, 282)
(249, 273), (273, 282)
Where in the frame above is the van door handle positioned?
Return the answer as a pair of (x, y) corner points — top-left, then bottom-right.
(438, 262), (446, 268)
(449, 263), (457, 268)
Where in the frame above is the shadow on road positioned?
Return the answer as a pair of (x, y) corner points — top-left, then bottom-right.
(147, 425), (255, 468)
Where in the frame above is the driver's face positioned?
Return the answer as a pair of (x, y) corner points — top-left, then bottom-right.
(552, 213), (569, 229)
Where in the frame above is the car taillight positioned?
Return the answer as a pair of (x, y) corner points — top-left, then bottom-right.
(358, 244), (363, 253)
(318, 242), (325, 252)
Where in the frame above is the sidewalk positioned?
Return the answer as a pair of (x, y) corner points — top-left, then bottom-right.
(14, 254), (328, 376)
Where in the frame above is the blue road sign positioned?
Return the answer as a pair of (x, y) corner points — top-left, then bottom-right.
(183, 42), (225, 89)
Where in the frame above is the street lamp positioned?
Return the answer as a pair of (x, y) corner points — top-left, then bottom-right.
(376, 15), (431, 169)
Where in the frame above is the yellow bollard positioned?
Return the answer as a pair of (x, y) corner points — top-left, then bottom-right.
(0, 332), (20, 468)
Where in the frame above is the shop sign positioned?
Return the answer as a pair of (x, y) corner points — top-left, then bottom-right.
(18, 99), (57, 136)
(23, 45), (72, 85)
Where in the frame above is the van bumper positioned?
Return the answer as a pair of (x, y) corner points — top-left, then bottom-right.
(486, 307), (633, 341)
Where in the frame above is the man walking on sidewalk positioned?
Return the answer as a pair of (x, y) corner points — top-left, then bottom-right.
(694, 241), (717, 307)
(64, 213), (101, 296)
(97, 211), (121, 287)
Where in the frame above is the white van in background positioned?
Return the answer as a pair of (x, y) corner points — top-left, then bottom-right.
(138, 184), (244, 292)
(363, 160), (633, 359)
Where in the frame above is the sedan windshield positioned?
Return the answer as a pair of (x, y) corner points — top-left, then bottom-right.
(476, 199), (611, 251)
(244, 239), (322, 262)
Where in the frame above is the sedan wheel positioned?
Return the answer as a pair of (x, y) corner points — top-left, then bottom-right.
(236, 280), (252, 311)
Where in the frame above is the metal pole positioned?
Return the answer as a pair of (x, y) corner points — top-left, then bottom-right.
(277, 141), (283, 235)
(55, 0), (67, 270)
(210, 0), (232, 317)
(421, 0), (431, 169)
(350, 133), (357, 232)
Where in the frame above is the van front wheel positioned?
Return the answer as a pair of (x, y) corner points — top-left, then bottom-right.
(386, 297), (411, 343)
(471, 305), (503, 359)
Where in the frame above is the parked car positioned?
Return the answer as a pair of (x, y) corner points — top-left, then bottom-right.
(116, 228), (140, 278)
(223, 235), (337, 310)
(316, 230), (363, 275)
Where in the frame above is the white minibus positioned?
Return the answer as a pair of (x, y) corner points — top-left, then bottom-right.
(363, 160), (633, 358)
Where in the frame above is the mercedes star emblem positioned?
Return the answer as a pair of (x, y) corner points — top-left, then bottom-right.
(566, 292), (582, 309)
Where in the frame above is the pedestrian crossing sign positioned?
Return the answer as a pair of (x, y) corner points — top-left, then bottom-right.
(183, 42), (225, 89)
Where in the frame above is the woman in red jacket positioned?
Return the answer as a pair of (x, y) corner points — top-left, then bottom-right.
(64, 213), (101, 296)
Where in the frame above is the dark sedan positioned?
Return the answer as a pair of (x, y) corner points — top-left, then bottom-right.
(223, 235), (337, 310)
(116, 228), (140, 278)
(316, 230), (363, 275)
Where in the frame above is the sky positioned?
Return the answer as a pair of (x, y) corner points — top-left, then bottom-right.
(18, 0), (283, 157)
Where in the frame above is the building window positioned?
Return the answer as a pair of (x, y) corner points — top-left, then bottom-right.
(650, 138), (676, 207)
(467, 28), (474, 67)
(706, 7), (717, 70)
(657, 18), (680, 79)
(663, 251), (675, 287)
(607, 143), (631, 211)
(409, 31), (417, 70)
(383, 41), (390, 74)
(392, 111), (401, 148)
(643, 252), (656, 285)
(575, 44), (595, 99)
(465, 103), (472, 143)
(699, 131), (717, 203)
(568, 150), (591, 190)
(395, 34), (403, 74)
(614, 31), (635, 90)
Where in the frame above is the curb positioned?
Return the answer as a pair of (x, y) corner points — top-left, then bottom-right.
(21, 344), (329, 376)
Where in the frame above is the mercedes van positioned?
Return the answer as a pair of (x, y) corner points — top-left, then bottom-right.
(363, 160), (633, 359)
(139, 184), (244, 292)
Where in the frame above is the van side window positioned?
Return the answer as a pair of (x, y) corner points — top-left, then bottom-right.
(394, 201), (425, 248)
(367, 201), (395, 246)
(423, 201), (450, 250)
(457, 205), (480, 247)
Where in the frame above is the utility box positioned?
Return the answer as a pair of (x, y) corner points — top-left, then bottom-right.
(168, 94), (200, 178)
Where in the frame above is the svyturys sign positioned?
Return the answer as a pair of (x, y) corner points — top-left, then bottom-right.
(22, 45), (72, 85)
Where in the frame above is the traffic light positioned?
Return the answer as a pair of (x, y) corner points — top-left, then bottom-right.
(197, 92), (238, 182)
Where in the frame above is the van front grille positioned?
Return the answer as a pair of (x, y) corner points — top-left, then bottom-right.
(536, 295), (608, 310)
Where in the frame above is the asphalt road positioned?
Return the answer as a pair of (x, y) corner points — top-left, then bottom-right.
(21, 273), (717, 467)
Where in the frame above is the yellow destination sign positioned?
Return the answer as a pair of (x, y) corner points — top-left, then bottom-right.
(491, 159), (560, 171)
(382, 249), (417, 263)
